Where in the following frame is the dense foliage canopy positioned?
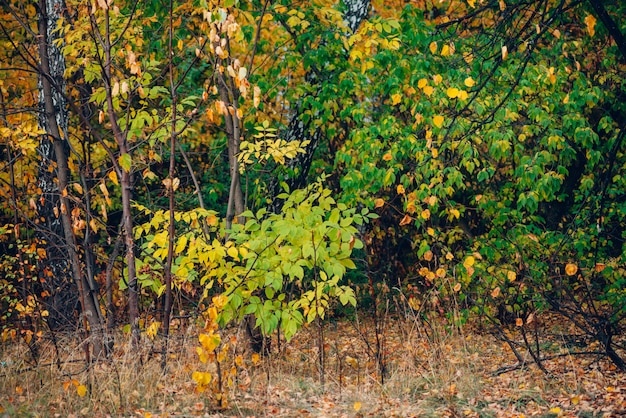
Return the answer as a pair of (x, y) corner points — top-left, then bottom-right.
(1, 0), (625, 375)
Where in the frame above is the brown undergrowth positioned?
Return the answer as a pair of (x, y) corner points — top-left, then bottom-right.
(0, 313), (624, 417)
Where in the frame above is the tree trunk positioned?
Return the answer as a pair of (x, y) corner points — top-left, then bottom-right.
(36, 0), (105, 357)
(98, 7), (141, 345)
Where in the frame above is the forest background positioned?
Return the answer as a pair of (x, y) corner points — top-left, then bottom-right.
(0, 0), (625, 416)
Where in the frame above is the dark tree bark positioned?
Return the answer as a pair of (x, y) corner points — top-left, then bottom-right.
(36, 0), (105, 356)
(587, 0), (626, 60)
(35, 0), (75, 331)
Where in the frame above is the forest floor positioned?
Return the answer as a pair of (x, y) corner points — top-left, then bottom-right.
(0, 312), (625, 417)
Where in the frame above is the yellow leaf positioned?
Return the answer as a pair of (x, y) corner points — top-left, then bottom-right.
(99, 182), (109, 198)
(73, 183), (83, 195)
(227, 247), (238, 258)
(423, 85), (434, 96)
(76, 385), (87, 397)
(584, 14), (596, 37)
(199, 332), (221, 352)
(436, 268), (446, 278)
(563, 93), (569, 104)
(429, 41), (437, 54)
(433, 115), (444, 128)
(397, 184), (405, 195)
(458, 90), (469, 100)
(433, 74), (442, 84)
(353, 402), (362, 412)
(450, 208), (460, 219)
(463, 256), (475, 268)
(446, 87), (459, 98)
(423, 250), (433, 261)
(374, 198), (385, 208)
(418, 78), (428, 89)
(192, 371), (212, 386)
(441, 44), (450, 56)
(565, 263), (578, 276)
(421, 209), (431, 220)
(507, 270), (517, 282)
(212, 294), (228, 309)
(146, 321), (161, 339)
(571, 395), (580, 405)
(549, 407), (561, 414)
(464, 77), (476, 87)
(196, 346), (209, 363)
(467, 0), (475, 8)
(391, 93), (402, 105)
(446, 252), (454, 261)
(427, 227), (435, 236)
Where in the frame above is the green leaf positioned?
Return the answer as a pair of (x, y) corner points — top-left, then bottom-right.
(119, 153), (132, 173)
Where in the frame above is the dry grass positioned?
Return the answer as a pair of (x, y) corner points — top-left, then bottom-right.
(1, 313), (624, 417)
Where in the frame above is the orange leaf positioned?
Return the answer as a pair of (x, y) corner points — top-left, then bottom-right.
(374, 198), (385, 208)
(565, 263), (578, 276)
(399, 214), (412, 226)
(515, 318), (524, 327)
(433, 115), (444, 128)
(584, 14), (596, 37)
(251, 353), (260, 365)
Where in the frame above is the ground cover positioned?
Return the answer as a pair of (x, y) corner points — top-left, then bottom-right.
(1, 314), (624, 417)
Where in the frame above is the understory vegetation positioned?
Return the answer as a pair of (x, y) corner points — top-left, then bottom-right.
(1, 0), (625, 415)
